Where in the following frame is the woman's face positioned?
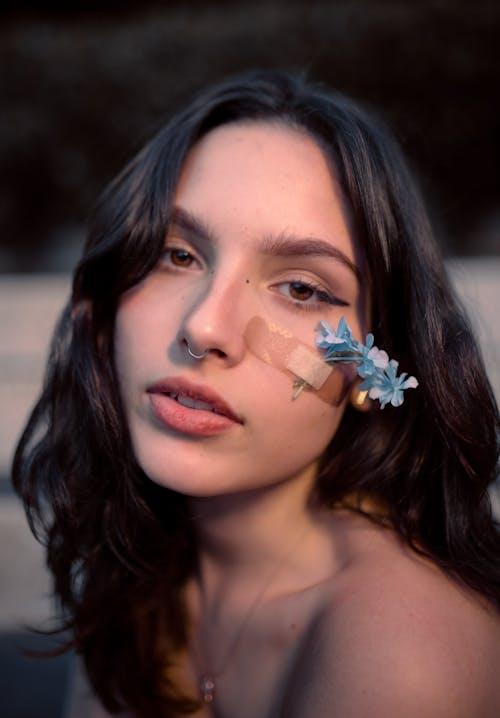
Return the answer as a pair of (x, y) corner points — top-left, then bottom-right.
(114, 121), (366, 497)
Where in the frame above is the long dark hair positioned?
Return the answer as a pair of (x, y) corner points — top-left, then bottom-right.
(12, 70), (500, 716)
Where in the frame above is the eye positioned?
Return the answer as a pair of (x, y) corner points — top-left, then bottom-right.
(276, 279), (349, 309)
(159, 245), (202, 271)
(288, 281), (315, 301)
(168, 248), (195, 267)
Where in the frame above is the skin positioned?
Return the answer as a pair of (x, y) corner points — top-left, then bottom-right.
(114, 120), (364, 499)
(100, 122), (500, 717)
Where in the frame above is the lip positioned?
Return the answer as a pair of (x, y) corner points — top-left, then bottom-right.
(146, 377), (243, 437)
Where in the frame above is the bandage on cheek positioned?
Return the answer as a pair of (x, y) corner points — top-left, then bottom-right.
(244, 316), (352, 406)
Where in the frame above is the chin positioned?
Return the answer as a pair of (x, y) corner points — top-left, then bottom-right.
(133, 446), (238, 497)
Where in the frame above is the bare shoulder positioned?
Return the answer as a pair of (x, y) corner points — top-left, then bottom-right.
(284, 511), (500, 718)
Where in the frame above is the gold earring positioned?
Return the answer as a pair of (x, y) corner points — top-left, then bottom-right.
(349, 385), (370, 412)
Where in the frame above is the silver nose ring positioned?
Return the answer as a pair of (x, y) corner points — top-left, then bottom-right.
(186, 342), (209, 360)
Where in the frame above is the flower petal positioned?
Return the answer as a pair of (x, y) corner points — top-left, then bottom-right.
(314, 316), (418, 409)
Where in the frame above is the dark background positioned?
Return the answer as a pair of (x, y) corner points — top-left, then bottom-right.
(1, 0), (499, 273)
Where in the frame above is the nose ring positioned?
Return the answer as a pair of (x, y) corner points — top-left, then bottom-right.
(186, 342), (209, 360)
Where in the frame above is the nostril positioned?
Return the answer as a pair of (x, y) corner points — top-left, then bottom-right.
(181, 337), (227, 360)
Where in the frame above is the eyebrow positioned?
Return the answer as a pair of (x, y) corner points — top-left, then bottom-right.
(170, 206), (217, 244)
(260, 234), (361, 281)
(170, 206), (360, 282)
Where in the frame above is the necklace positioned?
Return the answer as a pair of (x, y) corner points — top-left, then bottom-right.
(193, 522), (310, 704)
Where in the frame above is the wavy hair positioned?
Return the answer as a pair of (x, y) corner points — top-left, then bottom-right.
(13, 70), (500, 716)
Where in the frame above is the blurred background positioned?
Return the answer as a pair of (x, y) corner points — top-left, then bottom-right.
(2, 0), (500, 271)
(1, 1), (499, 715)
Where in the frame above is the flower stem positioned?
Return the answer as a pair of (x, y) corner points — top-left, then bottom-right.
(292, 379), (310, 400)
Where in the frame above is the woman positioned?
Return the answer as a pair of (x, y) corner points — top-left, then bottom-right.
(13, 70), (500, 717)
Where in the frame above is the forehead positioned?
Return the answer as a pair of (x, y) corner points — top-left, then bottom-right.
(174, 120), (357, 259)
(179, 120), (339, 201)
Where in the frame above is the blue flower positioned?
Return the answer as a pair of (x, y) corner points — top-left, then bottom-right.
(315, 316), (418, 409)
(356, 333), (389, 378)
(360, 360), (419, 409)
(316, 317), (356, 356)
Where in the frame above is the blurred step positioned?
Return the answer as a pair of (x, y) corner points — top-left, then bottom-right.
(0, 274), (71, 484)
(0, 629), (71, 718)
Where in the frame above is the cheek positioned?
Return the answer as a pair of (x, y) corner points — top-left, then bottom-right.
(284, 399), (344, 448)
(113, 305), (142, 391)
(248, 359), (347, 464)
(113, 292), (177, 386)
(244, 315), (354, 407)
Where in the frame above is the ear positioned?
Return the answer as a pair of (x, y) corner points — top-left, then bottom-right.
(349, 380), (371, 412)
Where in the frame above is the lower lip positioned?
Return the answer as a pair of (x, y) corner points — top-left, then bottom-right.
(148, 393), (240, 437)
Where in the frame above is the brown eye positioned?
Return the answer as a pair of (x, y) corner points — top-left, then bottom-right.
(288, 281), (314, 301)
(169, 249), (194, 267)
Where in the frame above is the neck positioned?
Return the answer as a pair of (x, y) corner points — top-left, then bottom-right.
(184, 466), (343, 705)
(186, 463), (339, 614)
(190, 468), (314, 567)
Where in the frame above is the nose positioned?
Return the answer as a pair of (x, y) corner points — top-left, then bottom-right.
(179, 271), (252, 366)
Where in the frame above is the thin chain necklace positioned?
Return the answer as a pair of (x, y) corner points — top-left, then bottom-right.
(193, 521), (310, 704)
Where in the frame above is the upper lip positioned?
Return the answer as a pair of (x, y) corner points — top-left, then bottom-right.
(147, 376), (243, 424)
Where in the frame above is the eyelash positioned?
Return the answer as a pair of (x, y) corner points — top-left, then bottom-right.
(159, 246), (201, 270)
(276, 278), (349, 311)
